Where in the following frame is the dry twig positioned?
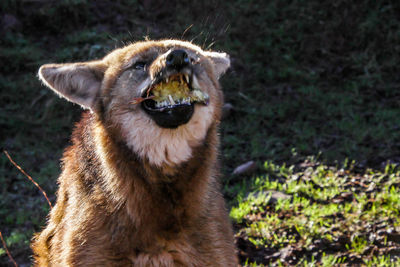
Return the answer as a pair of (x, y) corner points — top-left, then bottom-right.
(3, 150), (53, 209)
(0, 231), (18, 267)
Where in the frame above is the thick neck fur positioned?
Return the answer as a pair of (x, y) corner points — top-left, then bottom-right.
(67, 112), (219, 248)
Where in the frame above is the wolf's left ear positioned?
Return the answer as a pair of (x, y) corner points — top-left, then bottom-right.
(38, 61), (107, 110)
(204, 51), (230, 79)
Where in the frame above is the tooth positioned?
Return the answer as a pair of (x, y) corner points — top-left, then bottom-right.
(184, 74), (189, 83)
(139, 78), (152, 96)
(166, 77), (169, 83)
(168, 95), (175, 105)
(192, 75), (200, 90)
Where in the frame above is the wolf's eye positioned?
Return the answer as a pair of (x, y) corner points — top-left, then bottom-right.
(133, 61), (146, 70)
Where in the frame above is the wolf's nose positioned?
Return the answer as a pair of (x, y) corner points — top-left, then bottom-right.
(166, 50), (190, 70)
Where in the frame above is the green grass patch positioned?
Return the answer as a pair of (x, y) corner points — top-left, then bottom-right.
(232, 160), (400, 265)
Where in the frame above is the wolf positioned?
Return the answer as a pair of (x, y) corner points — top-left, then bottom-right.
(31, 39), (238, 266)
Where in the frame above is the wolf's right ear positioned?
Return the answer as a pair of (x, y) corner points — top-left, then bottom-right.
(38, 61), (107, 110)
(204, 51), (230, 79)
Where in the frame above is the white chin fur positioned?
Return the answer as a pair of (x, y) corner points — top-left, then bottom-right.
(118, 104), (214, 167)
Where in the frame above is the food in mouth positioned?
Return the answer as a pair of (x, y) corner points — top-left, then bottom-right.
(131, 73), (209, 107)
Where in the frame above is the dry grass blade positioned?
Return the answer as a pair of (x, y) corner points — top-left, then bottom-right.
(3, 150), (53, 209)
(0, 231), (18, 267)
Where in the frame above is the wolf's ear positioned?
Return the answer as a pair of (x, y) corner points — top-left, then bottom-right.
(38, 61), (107, 110)
(204, 51), (230, 79)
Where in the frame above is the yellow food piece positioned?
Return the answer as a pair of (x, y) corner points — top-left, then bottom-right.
(150, 74), (209, 104)
(152, 80), (190, 102)
(190, 89), (208, 103)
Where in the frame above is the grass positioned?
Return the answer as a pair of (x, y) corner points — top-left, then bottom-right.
(1, 0), (400, 266)
(231, 159), (400, 265)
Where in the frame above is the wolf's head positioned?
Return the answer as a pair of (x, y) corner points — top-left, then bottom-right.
(39, 40), (230, 167)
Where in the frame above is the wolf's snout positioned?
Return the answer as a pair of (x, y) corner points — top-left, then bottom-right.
(166, 49), (190, 70)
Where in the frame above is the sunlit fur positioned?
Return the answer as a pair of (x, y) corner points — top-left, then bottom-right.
(32, 40), (238, 266)
(117, 104), (214, 167)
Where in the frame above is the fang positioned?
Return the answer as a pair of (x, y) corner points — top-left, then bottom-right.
(168, 95), (176, 105)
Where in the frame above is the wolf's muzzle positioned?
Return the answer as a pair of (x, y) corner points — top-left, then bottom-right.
(166, 49), (190, 71)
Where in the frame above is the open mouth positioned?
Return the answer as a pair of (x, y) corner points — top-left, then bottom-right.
(134, 73), (209, 128)
(140, 73), (209, 110)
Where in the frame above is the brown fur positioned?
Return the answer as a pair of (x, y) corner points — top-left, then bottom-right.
(32, 40), (238, 266)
